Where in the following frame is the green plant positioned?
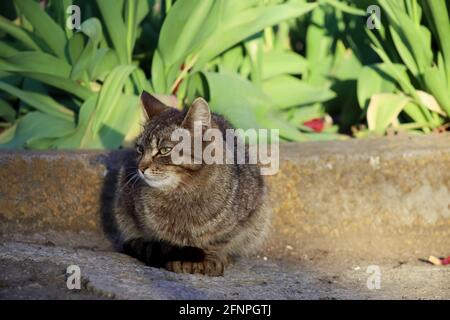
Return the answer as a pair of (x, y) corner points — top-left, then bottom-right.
(149, 0), (348, 141)
(0, 0), (151, 149)
(357, 0), (450, 135)
(2, 0), (346, 148)
(1, 0), (448, 150)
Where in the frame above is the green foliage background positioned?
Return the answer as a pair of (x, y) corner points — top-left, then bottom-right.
(0, 0), (449, 149)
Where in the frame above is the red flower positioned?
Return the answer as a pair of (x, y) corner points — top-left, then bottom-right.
(303, 118), (325, 133)
(441, 256), (450, 265)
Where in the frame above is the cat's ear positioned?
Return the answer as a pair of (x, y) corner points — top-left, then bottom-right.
(140, 91), (168, 119)
(182, 98), (211, 130)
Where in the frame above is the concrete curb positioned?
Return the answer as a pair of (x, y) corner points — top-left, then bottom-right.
(1, 133), (449, 259)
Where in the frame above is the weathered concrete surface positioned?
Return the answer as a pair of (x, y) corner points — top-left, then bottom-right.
(1, 133), (449, 258)
(266, 133), (450, 261)
(1, 240), (449, 299)
(1, 133), (450, 299)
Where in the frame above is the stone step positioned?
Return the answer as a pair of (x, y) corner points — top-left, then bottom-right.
(1, 133), (449, 261)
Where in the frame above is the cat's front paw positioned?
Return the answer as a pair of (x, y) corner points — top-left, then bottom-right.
(165, 259), (225, 276)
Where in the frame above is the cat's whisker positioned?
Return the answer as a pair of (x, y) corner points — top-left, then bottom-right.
(131, 174), (141, 189)
(124, 171), (137, 180)
(123, 171), (137, 181)
(123, 172), (139, 190)
(124, 166), (138, 172)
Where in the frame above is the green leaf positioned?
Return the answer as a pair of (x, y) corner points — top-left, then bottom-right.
(287, 104), (325, 125)
(262, 75), (336, 109)
(403, 101), (429, 126)
(20, 72), (92, 100)
(357, 63), (398, 109)
(0, 16), (42, 51)
(218, 45), (244, 73)
(151, 49), (167, 93)
(131, 68), (153, 93)
(380, 0), (433, 76)
(125, 0), (138, 62)
(55, 95), (100, 148)
(0, 51), (71, 77)
(15, 0), (68, 59)
(244, 38), (263, 85)
(67, 32), (85, 64)
(369, 44), (420, 100)
(70, 18), (103, 80)
(87, 48), (118, 81)
(204, 71), (265, 130)
(136, 0), (150, 25)
(422, 66), (450, 116)
(0, 98), (16, 122)
(0, 123), (17, 144)
(262, 51), (308, 80)
(0, 111), (74, 149)
(57, 94), (139, 149)
(98, 94), (140, 149)
(0, 41), (20, 58)
(420, 0), (450, 88)
(330, 41), (362, 80)
(0, 52), (92, 99)
(196, 1), (318, 70)
(204, 71), (310, 141)
(48, 0), (73, 38)
(256, 111), (312, 142)
(158, 0), (221, 68)
(389, 26), (419, 77)
(321, 0), (366, 16)
(416, 90), (446, 116)
(366, 93), (411, 134)
(96, 0), (128, 63)
(92, 65), (136, 133)
(0, 81), (74, 121)
(305, 4), (333, 79)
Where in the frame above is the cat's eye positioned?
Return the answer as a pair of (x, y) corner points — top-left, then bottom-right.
(159, 147), (172, 155)
(136, 145), (144, 154)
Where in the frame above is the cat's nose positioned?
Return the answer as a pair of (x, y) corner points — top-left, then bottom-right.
(138, 162), (148, 173)
(139, 159), (153, 173)
(138, 164), (147, 173)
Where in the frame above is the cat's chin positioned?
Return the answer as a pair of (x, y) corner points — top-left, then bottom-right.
(138, 171), (180, 190)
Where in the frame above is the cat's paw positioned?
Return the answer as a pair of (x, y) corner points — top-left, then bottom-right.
(123, 238), (169, 268)
(165, 260), (225, 276)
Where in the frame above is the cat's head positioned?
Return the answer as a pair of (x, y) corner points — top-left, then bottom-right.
(135, 91), (212, 190)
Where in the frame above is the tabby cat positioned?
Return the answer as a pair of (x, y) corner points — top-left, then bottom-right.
(112, 91), (270, 276)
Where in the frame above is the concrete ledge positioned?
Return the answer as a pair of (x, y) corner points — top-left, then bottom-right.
(1, 133), (450, 260)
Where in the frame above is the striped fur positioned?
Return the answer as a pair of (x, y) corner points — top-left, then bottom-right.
(112, 93), (270, 274)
